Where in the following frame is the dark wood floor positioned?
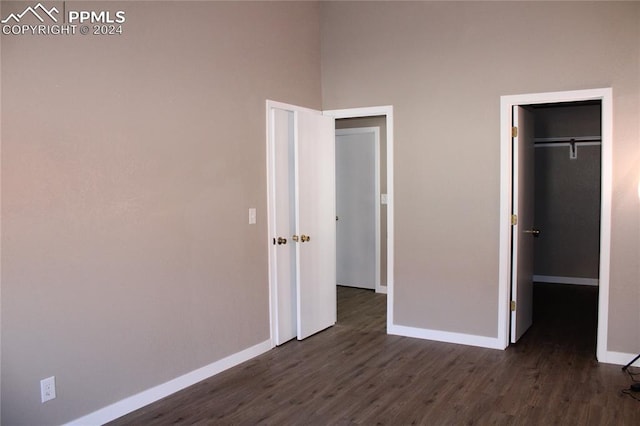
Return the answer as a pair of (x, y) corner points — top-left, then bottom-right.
(109, 284), (639, 425)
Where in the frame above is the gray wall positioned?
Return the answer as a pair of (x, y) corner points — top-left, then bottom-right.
(1, 1), (322, 424)
(533, 104), (601, 280)
(320, 1), (640, 344)
(2, 1), (640, 425)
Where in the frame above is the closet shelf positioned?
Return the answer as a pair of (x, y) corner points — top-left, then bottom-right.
(534, 136), (601, 159)
(534, 136), (601, 144)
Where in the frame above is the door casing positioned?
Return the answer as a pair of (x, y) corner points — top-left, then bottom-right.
(498, 88), (612, 360)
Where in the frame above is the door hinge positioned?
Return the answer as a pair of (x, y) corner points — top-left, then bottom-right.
(511, 126), (518, 138)
(511, 214), (518, 225)
(511, 300), (516, 312)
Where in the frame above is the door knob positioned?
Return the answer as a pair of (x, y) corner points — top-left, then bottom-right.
(523, 228), (540, 237)
(301, 235), (310, 242)
(277, 237), (287, 245)
(292, 235), (299, 242)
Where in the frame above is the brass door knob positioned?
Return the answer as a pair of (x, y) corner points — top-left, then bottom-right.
(277, 237), (287, 245)
(292, 235), (310, 242)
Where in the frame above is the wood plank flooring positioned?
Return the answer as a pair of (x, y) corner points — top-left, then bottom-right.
(108, 285), (639, 425)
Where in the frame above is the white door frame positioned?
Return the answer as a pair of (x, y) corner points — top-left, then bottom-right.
(335, 127), (381, 292)
(498, 88), (612, 360)
(324, 106), (394, 332)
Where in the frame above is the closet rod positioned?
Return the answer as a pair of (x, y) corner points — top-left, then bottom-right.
(534, 136), (601, 144)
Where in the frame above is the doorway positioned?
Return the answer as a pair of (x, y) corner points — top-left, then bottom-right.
(514, 101), (602, 347)
(498, 88), (612, 361)
(324, 106), (394, 331)
(267, 103), (394, 344)
(335, 122), (385, 293)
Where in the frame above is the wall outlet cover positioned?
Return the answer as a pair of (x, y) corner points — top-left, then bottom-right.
(40, 376), (56, 403)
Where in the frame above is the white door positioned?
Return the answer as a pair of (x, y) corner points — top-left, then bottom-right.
(295, 110), (337, 340)
(271, 108), (297, 345)
(267, 101), (336, 344)
(511, 106), (535, 343)
(335, 128), (379, 290)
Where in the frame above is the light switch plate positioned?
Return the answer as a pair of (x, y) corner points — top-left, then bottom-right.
(248, 208), (256, 224)
(381, 194), (388, 205)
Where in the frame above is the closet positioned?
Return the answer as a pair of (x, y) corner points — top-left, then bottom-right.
(266, 101), (337, 346)
(532, 101), (601, 285)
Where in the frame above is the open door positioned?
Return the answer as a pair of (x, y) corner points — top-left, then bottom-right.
(295, 110), (337, 340)
(511, 106), (535, 343)
(271, 108), (297, 345)
(268, 102), (337, 344)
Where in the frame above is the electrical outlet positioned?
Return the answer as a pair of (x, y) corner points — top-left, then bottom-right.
(40, 376), (56, 403)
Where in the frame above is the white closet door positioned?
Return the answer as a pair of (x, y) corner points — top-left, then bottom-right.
(511, 106), (535, 343)
(295, 110), (336, 340)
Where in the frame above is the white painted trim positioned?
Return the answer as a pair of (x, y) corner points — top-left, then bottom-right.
(533, 275), (599, 286)
(600, 350), (640, 367)
(388, 325), (503, 350)
(63, 340), (272, 426)
(267, 99), (321, 116)
(323, 106), (394, 332)
(335, 126), (381, 293)
(597, 90), (613, 364)
(266, 100), (279, 347)
(499, 88), (613, 359)
(376, 285), (387, 295)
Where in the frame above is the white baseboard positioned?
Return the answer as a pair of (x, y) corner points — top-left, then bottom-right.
(63, 339), (272, 426)
(388, 324), (504, 350)
(533, 275), (599, 286)
(376, 285), (387, 294)
(388, 324), (640, 366)
(60, 332), (637, 425)
(599, 350), (640, 367)
(390, 323), (640, 366)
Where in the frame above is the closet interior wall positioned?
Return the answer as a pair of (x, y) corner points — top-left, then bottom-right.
(532, 102), (602, 285)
